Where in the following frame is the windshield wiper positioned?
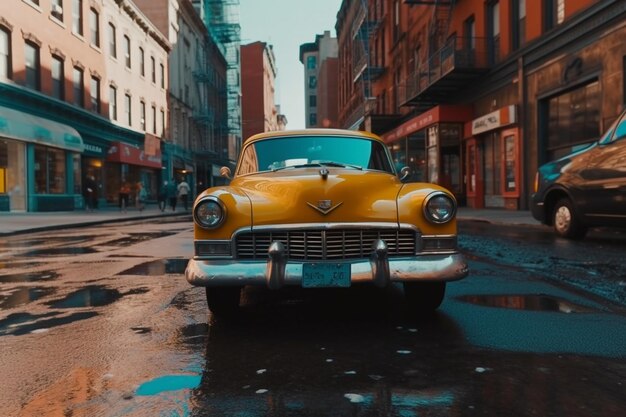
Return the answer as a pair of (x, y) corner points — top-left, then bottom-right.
(317, 161), (363, 170)
(271, 161), (362, 172)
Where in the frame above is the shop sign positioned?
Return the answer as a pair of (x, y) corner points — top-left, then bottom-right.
(83, 143), (104, 155)
(472, 105), (517, 135)
(106, 141), (162, 168)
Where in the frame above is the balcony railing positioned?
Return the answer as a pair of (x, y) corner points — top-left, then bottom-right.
(400, 35), (489, 107)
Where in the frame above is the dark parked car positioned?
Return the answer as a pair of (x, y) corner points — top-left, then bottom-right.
(531, 109), (626, 238)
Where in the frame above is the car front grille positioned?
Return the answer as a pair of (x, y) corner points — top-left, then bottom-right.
(235, 228), (417, 260)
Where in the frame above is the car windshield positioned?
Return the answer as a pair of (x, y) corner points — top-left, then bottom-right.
(236, 136), (395, 175)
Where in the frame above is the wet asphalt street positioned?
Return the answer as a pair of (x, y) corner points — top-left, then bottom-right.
(0, 217), (625, 417)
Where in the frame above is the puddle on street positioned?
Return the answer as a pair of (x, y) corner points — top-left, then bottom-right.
(0, 287), (57, 309)
(98, 232), (177, 247)
(0, 236), (92, 248)
(46, 286), (150, 309)
(0, 311), (98, 336)
(47, 286), (122, 308)
(0, 271), (59, 283)
(22, 247), (99, 256)
(457, 294), (598, 313)
(0, 261), (42, 270)
(117, 259), (188, 276)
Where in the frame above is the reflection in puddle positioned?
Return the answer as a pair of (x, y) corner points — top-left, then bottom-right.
(47, 286), (122, 308)
(117, 259), (188, 276)
(457, 294), (597, 313)
(0, 287), (57, 310)
(136, 374), (201, 396)
(0, 311), (97, 336)
(22, 247), (99, 256)
(0, 271), (58, 283)
(46, 286), (150, 309)
(98, 232), (177, 248)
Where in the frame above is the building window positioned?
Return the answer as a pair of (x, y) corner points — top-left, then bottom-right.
(51, 55), (64, 100)
(90, 76), (100, 113)
(0, 27), (11, 80)
(511, 0), (526, 50)
(309, 113), (317, 126)
(24, 41), (40, 91)
(309, 95), (317, 107)
(160, 63), (165, 88)
(34, 145), (66, 194)
(151, 56), (155, 83)
(140, 101), (146, 131)
(51, 0), (63, 22)
(464, 16), (476, 65)
(72, 0), (83, 36)
(73, 67), (84, 107)
(308, 75), (316, 89)
(123, 35), (131, 68)
(487, 1), (500, 65)
(124, 93), (131, 126)
(89, 8), (99, 47)
(161, 109), (165, 136)
(109, 85), (117, 120)
(152, 105), (157, 133)
(543, 0), (557, 31)
(307, 55), (316, 69)
(393, 0), (400, 42)
(108, 23), (116, 58)
(139, 47), (145, 76)
(544, 81), (601, 162)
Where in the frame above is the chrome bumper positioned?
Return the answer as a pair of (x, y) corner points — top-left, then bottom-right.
(186, 239), (468, 289)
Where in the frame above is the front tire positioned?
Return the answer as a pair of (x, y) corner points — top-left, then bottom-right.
(553, 198), (587, 239)
(403, 281), (446, 314)
(206, 287), (241, 317)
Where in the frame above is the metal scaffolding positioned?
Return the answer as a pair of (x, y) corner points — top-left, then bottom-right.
(193, 0), (242, 161)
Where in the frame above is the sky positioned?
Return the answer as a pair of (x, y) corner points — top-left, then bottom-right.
(239, 0), (343, 130)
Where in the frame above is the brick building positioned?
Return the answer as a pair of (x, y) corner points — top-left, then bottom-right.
(336, 0), (626, 209)
(241, 41), (279, 140)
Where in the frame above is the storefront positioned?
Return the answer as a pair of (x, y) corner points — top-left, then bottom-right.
(105, 140), (162, 206)
(0, 105), (84, 212)
(382, 105), (472, 203)
(465, 105), (520, 209)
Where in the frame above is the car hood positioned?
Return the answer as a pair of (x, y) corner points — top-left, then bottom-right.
(232, 169), (401, 226)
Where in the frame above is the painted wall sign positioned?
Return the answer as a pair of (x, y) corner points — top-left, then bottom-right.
(471, 105), (517, 135)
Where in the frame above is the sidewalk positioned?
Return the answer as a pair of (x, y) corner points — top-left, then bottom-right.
(0, 204), (191, 236)
(0, 205), (540, 237)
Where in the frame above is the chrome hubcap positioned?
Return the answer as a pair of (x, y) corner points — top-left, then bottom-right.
(555, 206), (572, 233)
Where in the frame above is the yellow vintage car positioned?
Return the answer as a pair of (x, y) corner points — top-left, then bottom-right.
(185, 129), (468, 316)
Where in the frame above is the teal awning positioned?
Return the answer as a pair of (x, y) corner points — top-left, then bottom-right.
(0, 105), (84, 152)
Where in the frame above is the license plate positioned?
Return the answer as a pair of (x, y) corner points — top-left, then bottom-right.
(302, 263), (351, 288)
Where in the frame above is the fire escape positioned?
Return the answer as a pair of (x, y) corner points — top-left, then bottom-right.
(401, 0), (489, 112)
(343, 0), (384, 130)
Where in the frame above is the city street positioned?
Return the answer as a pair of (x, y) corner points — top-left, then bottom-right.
(0, 217), (625, 416)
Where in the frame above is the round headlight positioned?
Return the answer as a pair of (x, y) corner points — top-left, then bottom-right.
(194, 197), (226, 229)
(423, 192), (456, 224)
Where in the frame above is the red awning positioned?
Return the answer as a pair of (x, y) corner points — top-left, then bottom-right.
(381, 105), (474, 143)
(106, 141), (162, 168)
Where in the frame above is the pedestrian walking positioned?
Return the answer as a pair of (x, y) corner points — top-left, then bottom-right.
(158, 180), (168, 212)
(83, 175), (97, 212)
(136, 182), (147, 212)
(166, 178), (177, 212)
(177, 178), (191, 211)
(119, 181), (131, 213)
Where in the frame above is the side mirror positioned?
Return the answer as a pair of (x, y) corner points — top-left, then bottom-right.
(399, 166), (410, 181)
(220, 166), (232, 179)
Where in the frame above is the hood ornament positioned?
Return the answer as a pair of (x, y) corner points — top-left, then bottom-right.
(307, 200), (343, 215)
(319, 168), (329, 180)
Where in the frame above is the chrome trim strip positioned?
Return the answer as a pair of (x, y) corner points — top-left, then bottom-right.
(233, 222), (421, 236)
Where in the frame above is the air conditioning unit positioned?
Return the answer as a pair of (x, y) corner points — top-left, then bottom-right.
(52, 4), (63, 15)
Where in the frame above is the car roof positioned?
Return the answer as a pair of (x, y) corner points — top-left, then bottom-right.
(243, 129), (383, 145)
